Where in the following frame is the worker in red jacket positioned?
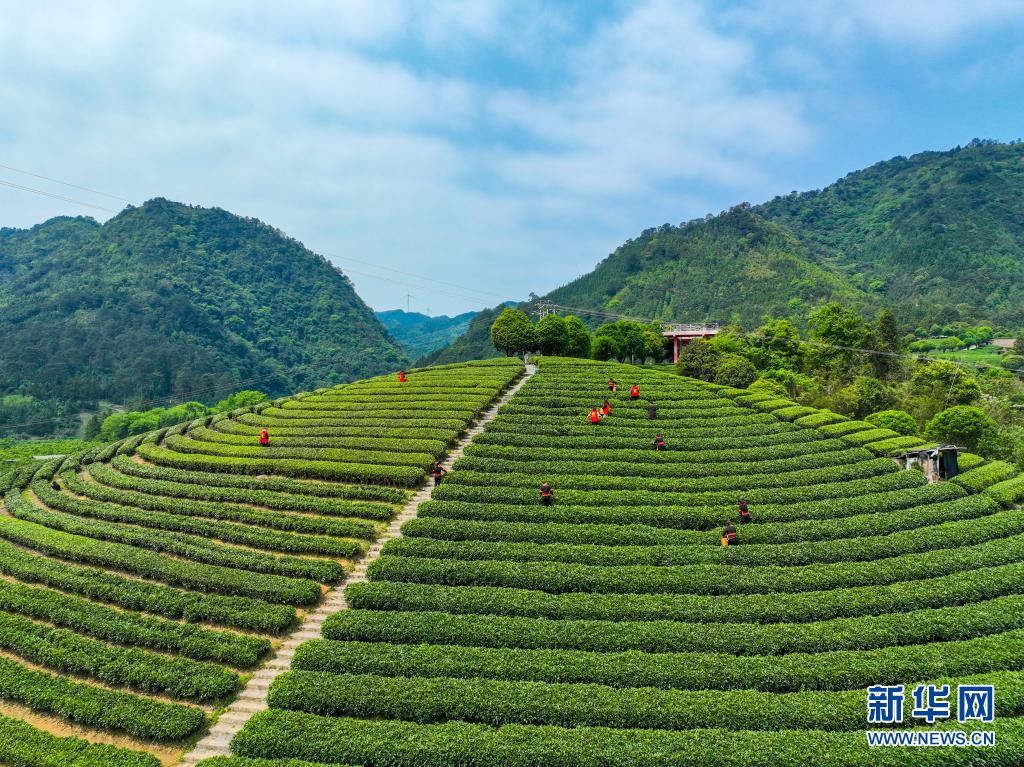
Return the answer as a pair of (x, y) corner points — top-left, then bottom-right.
(588, 407), (601, 424)
(607, 379), (618, 392)
(398, 370), (407, 383)
(431, 461), (448, 485)
(540, 482), (554, 506)
(601, 400), (611, 416)
(653, 434), (666, 451)
(629, 384), (640, 400)
(738, 500), (751, 524)
(259, 429), (269, 446)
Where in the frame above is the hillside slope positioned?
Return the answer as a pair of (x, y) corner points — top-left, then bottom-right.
(0, 358), (523, 766)
(222, 357), (1024, 766)
(0, 199), (405, 433)
(432, 141), (1024, 360)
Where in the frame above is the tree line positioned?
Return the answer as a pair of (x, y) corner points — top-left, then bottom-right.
(491, 303), (1024, 467)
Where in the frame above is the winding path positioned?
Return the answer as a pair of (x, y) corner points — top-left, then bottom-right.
(180, 364), (536, 765)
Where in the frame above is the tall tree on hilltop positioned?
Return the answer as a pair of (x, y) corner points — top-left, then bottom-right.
(490, 308), (536, 357)
(564, 315), (592, 358)
(535, 315), (569, 356)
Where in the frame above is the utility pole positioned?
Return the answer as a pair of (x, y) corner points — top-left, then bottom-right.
(406, 292), (412, 313)
(536, 301), (555, 320)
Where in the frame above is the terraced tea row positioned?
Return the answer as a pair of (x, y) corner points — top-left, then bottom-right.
(0, 358), (522, 766)
(223, 357), (1024, 766)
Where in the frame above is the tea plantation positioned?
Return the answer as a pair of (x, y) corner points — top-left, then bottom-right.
(213, 357), (1024, 766)
(0, 358), (522, 767)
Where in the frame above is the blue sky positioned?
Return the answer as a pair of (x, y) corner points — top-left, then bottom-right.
(3, 1), (1024, 315)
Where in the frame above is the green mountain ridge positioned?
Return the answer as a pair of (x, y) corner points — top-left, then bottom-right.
(0, 198), (405, 434)
(432, 140), (1024, 361)
(375, 309), (478, 361)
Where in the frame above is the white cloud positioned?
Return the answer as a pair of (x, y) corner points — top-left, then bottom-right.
(731, 0), (1024, 47)
(0, 1), (817, 314)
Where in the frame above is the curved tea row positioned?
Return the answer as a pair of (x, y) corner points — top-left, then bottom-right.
(224, 357), (1024, 766)
(0, 359), (522, 767)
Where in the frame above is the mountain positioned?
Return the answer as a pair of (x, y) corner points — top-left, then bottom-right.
(416, 304), (508, 365)
(0, 198), (405, 434)
(431, 140), (1024, 360)
(375, 309), (477, 361)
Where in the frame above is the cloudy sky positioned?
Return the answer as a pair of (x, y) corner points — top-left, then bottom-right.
(3, 1), (1024, 314)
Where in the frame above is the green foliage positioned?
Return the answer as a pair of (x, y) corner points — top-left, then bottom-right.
(675, 338), (721, 380)
(563, 315), (591, 358)
(490, 308), (536, 356)
(748, 378), (787, 397)
(535, 315), (569, 356)
(908, 360), (981, 422)
(866, 409), (918, 436)
(831, 376), (890, 419)
(924, 406), (1000, 451)
(0, 714), (160, 767)
(713, 354), (757, 388)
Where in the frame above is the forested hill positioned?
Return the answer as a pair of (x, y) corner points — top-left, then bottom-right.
(376, 309), (477, 360)
(0, 198), (405, 434)
(432, 140), (1024, 360)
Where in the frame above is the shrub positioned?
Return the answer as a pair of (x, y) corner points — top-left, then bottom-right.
(924, 406), (1000, 451)
(713, 354), (757, 388)
(866, 409), (918, 436)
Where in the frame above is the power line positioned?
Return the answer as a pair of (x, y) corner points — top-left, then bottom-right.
(0, 162), (136, 204)
(0, 178), (121, 215)
(316, 250), (511, 304)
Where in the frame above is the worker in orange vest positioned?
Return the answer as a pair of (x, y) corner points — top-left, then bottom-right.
(629, 384), (640, 400)
(398, 370), (407, 383)
(259, 429), (269, 446)
(601, 400), (611, 416)
(588, 407), (601, 424)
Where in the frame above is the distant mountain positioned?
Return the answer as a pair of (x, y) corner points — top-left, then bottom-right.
(0, 198), (405, 434)
(430, 140), (1024, 360)
(417, 304), (510, 366)
(375, 309), (477, 361)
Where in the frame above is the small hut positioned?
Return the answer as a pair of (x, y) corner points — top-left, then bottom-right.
(891, 444), (962, 483)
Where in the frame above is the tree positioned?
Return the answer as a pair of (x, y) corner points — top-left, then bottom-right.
(81, 413), (103, 441)
(641, 326), (669, 363)
(1014, 337), (1024, 357)
(594, 321), (646, 363)
(676, 338), (721, 381)
(908, 360), (980, 422)
(832, 376), (891, 419)
(714, 354), (757, 388)
(924, 406), (999, 452)
(865, 309), (904, 381)
(807, 303), (868, 376)
(535, 315), (569, 356)
(866, 409), (917, 436)
(591, 335), (617, 361)
(214, 390), (268, 411)
(755, 317), (801, 362)
(490, 308), (535, 356)
(563, 315), (591, 358)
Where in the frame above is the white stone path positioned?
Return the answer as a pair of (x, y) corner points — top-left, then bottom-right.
(180, 364), (536, 765)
